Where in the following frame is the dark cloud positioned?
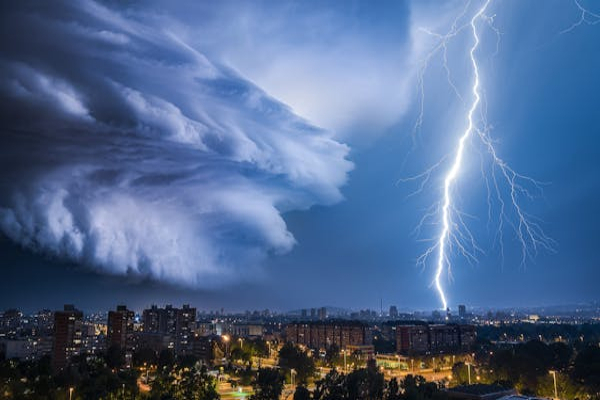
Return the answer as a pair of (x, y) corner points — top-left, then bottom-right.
(0, 1), (352, 287)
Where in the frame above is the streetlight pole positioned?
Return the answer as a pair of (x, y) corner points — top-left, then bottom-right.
(466, 363), (472, 385)
(291, 368), (296, 388)
(69, 387), (74, 400)
(222, 335), (230, 358)
(550, 370), (558, 399)
(343, 350), (347, 374)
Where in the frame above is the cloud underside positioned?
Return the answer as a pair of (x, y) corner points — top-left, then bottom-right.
(0, 2), (352, 287)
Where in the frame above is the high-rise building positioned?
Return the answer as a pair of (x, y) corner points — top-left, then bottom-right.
(52, 305), (83, 372)
(301, 309), (308, 318)
(142, 305), (161, 333)
(285, 321), (372, 350)
(318, 307), (327, 320)
(175, 304), (196, 355)
(140, 304), (196, 355)
(107, 305), (134, 351)
(458, 305), (467, 318)
(389, 306), (399, 319)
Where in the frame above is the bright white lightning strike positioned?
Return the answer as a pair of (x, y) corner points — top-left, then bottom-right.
(434, 0), (489, 311)
(405, 0), (562, 310)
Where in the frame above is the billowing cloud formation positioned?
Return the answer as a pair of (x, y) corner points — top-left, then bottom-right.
(0, 2), (352, 286)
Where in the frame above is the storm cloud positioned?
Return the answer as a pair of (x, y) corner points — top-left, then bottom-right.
(0, 1), (352, 286)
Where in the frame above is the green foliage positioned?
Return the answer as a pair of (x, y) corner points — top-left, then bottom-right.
(294, 385), (312, 400)
(315, 370), (445, 400)
(104, 345), (126, 369)
(133, 346), (158, 368)
(451, 362), (469, 385)
(278, 343), (316, 384)
(385, 378), (401, 400)
(313, 369), (347, 400)
(345, 360), (384, 400)
(179, 365), (220, 400)
(571, 345), (600, 394)
(250, 367), (284, 400)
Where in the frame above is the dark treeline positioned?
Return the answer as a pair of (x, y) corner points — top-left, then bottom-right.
(476, 323), (600, 345)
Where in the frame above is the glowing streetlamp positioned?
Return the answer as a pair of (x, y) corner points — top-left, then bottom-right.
(222, 334), (230, 356)
(69, 387), (74, 400)
(466, 362), (472, 385)
(549, 370), (558, 399)
(290, 368), (296, 387)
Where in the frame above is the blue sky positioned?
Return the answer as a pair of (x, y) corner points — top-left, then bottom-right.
(0, 0), (598, 312)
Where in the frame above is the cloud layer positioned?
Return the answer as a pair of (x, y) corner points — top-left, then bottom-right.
(0, 1), (352, 287)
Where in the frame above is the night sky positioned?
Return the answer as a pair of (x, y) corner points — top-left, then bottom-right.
(0, 1), (598, 313)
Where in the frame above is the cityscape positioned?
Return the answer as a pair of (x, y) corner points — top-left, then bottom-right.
(1, 0), (600, 400)
(1, 303), (600, 399)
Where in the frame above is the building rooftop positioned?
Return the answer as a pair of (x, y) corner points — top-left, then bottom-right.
(446, 384), (517, 400)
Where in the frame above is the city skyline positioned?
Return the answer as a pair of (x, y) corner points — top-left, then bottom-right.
(1, 1), (599, 312)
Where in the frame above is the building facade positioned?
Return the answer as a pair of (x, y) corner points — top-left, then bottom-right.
(52, 305), (83, 371)
(285, 321), (372, 350)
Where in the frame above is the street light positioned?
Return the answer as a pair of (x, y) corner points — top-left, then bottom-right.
(290, 368), (296, 388)
(343, 349), (347, 373)
(238, 338), (244, 350)
(222, 335), (230, 357)
(466, 362), (472, 385)
(549, 370), (558, 399)
(69, 387), (74, 400)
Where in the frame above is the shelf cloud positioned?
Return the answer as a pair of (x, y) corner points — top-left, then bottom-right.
(0, 1), (352, 287)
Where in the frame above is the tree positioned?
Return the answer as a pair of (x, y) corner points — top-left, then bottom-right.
(401, 374), (444, 400)
(158, 349), (175, 369)
(133, 346), (158, 367)
(313, 369), (347, 400)
(179, 365), (220, 400)
(105, 344), (125, 369)
(279, 343), (316, 384)
(251, 367), (285, 400)
(346, 364), (384, 400)
(325, 344), (340, 367)
(571, 345), (600, 394)
(451, 362), (469, 385)
(385, 378), (401, 400)
(294, 385), (312, 400)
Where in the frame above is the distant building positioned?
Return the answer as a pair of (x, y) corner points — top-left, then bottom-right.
(318, 307), (327, 320)
(301, 309), (308, 318)
(389, 306), (399, 319)
(285, 320), (372, 350)
(140, 304), (196, 355)
(459, 305), (467, 319)
(0, 309), (22, 336)
(310, 308), (316, 318)
(226, 324), (264, 338)
(52, 305), (83, 372)
(396, 323), (476, 355)
(396, 325), (430, 354)
(107, 305), (135, 351)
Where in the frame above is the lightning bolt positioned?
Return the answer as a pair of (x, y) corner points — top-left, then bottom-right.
(559, 0), (600, 35)
(404, 0), (559, 310)
(434, 0), (490, 311)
